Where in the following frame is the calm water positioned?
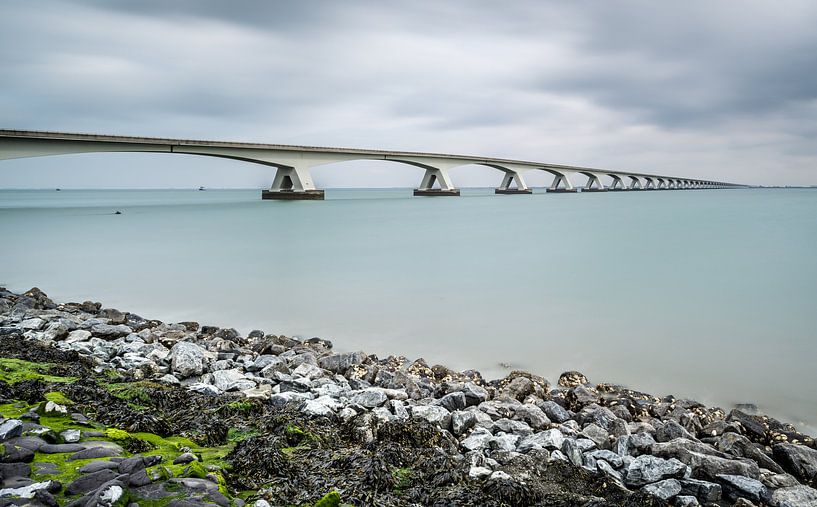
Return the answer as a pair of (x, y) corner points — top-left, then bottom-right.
(1, 188), (815, 433)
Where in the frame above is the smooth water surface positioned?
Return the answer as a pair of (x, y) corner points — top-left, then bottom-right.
(1, 188), (815, 432)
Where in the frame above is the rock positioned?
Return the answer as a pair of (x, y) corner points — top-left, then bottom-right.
(187, 383), (222, 396)
(679, 478), (722, 503)
(762, 473), (801, 489)
(173, 452), (197, 465)
(170, 341), (207, 378)
(269, 392), (312, 409)
(0, 443), (35, 463)
(727, 409), (768, 443)
(626, 432), (657, 455)
(675, 495), (701, 507)
(773, 443), (817, 486)
(318, 351), (367, 373)
(562, 438), (583, 467)
(529, 429), (566, 450)
(568, 385), (600, 409)
(718, 432), (785, 473)
(513, 404), (550, 430)
(656, 419), (696, 442)
(462, 428), (493, 452)
(439, 391), (467, 412)
(642, 478), (682, 500)
(0, 419), (23, 441)
(493, 418), (532, 436)
(651, 438), (759, 480)
(65, 469), (118, 494)
(212, 369), (256, 392)
(67, 446), (122, 461)
(489, 434), (519, 452)
(40, 401), (68, 416)
(577, 404), (617, 431)
(86, 479), (127, 507)
(586, 450), (624, 468)
(538, 400), (572, 423)
(65, 329), (92, 343)
(0, 480), (55, 499)
(624, 455), (688, 487)
(78, 461), (119, 473)
(349, 389), (388, 408)
(91, 323), (133, 338)
(558, 371), (588, 387)
(247, 355), (282, 372)
(160, 374), (181, 385)
(451, 410), (477, 436)
(769, 485), (817, 507)
(301, 399), (335, 417)
(717, 474), (766, 502)
(60, 429), (81, 443)
(581, 423), (610, 449)
(20, 317), (45, 330)
(468, 466), (492, 480)
(411, 405), (451, 429)
(462, 382), (489, 406)
(292, 363), (324, 380)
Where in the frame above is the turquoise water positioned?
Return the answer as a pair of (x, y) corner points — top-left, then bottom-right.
(1, 188), (815, 432)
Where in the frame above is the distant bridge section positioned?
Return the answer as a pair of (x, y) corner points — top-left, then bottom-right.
(0, 130), (744, 199)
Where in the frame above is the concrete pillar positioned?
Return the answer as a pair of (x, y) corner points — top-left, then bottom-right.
(414, 167), (460, 196)
(644, 177), (656, 190)
(608, 175), (627, 191)
(262, 163), (325, 200)
(495, 171), (532, 194)
(546, 171), (577, 193)
(581, 172), (607, 192)
(628, 176), (644, 190)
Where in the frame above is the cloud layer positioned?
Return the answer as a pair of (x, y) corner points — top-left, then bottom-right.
(1, 0), (816, 187)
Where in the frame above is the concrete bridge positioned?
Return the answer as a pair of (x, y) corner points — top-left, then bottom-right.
(0, 130), (743, 199)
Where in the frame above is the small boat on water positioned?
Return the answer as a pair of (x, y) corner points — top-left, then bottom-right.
(198, 186), (206, 191)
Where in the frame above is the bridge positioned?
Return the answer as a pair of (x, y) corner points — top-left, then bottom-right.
(0, 130), (743, 199)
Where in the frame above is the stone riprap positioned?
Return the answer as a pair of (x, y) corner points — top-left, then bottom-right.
(1, 286), (816, 506)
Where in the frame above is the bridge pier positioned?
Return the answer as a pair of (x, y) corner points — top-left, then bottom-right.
(264, 164), (325, 200)
(546, 171), (578, 193)
(608, 175), (628, 191)
(414, 167), (460, 196)
(494, 171), (532, 194)
(581, 172), (607, 192)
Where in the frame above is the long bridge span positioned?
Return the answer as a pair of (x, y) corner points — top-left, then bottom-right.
(0, 130), (743, 199)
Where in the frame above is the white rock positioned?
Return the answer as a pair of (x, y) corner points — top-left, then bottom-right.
(170, 341), (207, 378)
(410, 404), (451, 429)
(212, 369), (256, 392)
(60, 429), (81, 443)
(65, 329), (92, 343)
(0, 480), (53, 499)
(187, 382), (222, 396)
(468, 466), (492, 480)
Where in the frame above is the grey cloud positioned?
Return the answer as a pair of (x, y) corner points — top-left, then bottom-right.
(1, 0), (816, 186)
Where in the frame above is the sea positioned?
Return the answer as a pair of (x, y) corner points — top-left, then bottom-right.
(1, 187), (815, 434)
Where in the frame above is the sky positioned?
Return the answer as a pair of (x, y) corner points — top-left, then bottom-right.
(1, 0), (816, 188)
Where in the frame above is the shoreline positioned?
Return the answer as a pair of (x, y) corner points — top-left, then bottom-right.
(1, 286), (817, 506)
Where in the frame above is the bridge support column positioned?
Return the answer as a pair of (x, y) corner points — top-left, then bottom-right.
(608, 175), (628, 191)
(546, 171), (577, 193)
(414, 167), (460, 196)
(629, 176), (644, 190)
(581, 173), (607, 192)
(644, 177), (656, 190)
(262, 164), (324, 200)
(495, 171), (532, 194)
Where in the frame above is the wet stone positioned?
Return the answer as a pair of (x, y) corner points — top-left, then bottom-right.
(67, 446), (122, 461)
(642, 478), (682, 500)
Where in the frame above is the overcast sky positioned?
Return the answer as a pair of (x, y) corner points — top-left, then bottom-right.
(2, 0), (816, 188)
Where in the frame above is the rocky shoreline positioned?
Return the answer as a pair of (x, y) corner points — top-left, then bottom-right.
(1, 287), (816, 506)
